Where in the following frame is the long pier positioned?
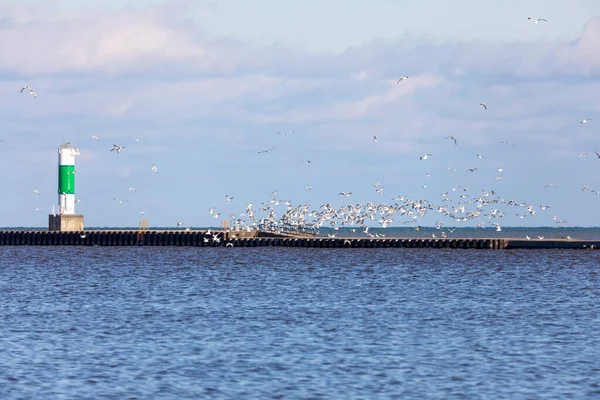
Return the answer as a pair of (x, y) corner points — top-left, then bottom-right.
(0, 230), (599, 249)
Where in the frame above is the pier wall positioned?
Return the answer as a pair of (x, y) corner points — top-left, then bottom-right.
(0, 230), (597, 249)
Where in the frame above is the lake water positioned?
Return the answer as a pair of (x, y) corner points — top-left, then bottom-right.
(1, 246), (599, 399)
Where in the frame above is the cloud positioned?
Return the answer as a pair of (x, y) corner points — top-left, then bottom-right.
(0, 2), (205, 75)
(1, 4), (599, 154)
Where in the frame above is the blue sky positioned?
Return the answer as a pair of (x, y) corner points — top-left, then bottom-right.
(1, 0), (600, 228)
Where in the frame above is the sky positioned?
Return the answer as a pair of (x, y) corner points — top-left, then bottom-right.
(1, 0), (600, 228)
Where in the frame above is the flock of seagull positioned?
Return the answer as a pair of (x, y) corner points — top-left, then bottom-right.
(14, 16), (596, 239)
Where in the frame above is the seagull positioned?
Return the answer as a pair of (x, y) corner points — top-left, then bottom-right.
(21, 86), (37, 98)
(129, 187), (136, 192)
(468, 168), (478, 172)
(277, 131), (294, 136)
(151, 165), (158, 173)
(420, 154), (432, 161)
(594, 151), (600, 159)
(110, 144), (125, 153)
(578, 153), (588, 157)
(139, 211), (146, 215)
(579, 118), (591, 127)
(339, 192), (352, 197)
(445, 136), (457, 145)
(133, 137), (142, 142)
(80, 234), (87, 239)
(258, 148), (275, 154)
(34, 208), (42, 212)
(476, 154), (486, 159)
(544, 183), (556, 188)
(306, 185), (312, 190)
(301, 159), (316, 165)
(500, 141), (515, 147)
(397, 76), (409, 83)
(528, 17), (547, 25)
(478, 102), (487, 110)
(92, 135), (99, 141)
(33, 188), (40, 195)
(373, 136), (378, 143)
(225, 194), (234, 202)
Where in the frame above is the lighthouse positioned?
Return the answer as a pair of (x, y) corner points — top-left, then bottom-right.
(49, 142), (84, 231)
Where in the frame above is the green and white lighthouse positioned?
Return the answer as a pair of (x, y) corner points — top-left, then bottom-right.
(58, 142), (79, 214)
(49, 142), (84, 231)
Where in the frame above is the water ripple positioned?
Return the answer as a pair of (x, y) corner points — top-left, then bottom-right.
(0, 247), (599, 399)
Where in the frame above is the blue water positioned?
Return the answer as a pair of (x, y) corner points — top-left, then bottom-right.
(1, 246), (599, 399)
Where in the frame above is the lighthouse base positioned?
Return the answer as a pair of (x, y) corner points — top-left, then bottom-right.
(49, 214), (84, 232)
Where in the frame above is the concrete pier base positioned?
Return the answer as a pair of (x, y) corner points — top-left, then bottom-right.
(48, 214), (84, 232)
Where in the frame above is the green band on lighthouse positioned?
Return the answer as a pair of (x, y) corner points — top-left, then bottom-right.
(58, 165), (75, 194)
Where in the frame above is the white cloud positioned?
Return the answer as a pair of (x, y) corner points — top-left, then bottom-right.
(0, 3), (204, 74)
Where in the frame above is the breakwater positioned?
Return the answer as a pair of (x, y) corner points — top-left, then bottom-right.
(0, 230), (599, 249)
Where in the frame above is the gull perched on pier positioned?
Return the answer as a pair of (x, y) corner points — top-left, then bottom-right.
(111, 144), (125, 153)
(528, 17), (547, 24)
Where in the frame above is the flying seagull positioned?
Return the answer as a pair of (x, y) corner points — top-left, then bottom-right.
(258, 148), (275, 154)
(397, 76), (409, 83)
(594, 151), (600, 159)
(110, 144), (125, 153)
(151, 165), (158, 173)
(578, 118), (591, 127)
(20, 86), (37, 98)
(478, 102), (487, 110)
(445, 136), (457, 145)
(373, 136), (378, 143)
(528, 17), (547, 24)
(420, 154), (432, 161)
